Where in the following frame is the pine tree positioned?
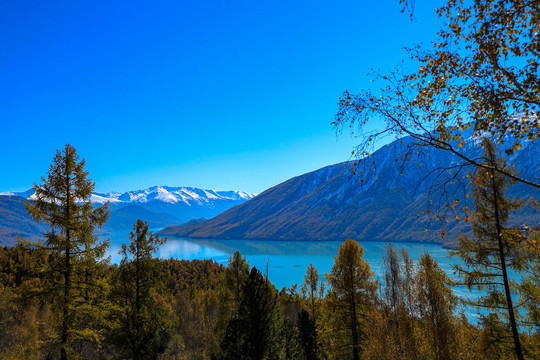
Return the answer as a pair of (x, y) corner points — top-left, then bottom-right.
(297, 309), (320, 360)
(113, 219), (172, 360)
(451, 138), (526, 360)
(213, 251), (250, 355)
(24, 144), (110, 360)
(326, 238), (377, 360)
(215, 267), (283, 360)
(221, 250), (250, 314)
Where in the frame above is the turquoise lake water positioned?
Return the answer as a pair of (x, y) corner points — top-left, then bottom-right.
(103, 230), (474, 299)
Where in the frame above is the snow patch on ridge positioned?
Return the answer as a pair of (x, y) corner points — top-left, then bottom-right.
(0, 186), (255, 207)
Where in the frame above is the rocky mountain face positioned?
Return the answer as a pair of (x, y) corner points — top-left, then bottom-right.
(159, 135), (540, 248)
(0, 186), (254, 246)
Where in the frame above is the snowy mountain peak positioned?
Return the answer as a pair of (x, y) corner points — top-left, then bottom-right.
(2, 186), (255, 207)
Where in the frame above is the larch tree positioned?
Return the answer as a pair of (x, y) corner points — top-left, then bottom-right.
(24, 144), (110, 360)
(517, 230), (540, 333)
(380, 244), (418, 360)
(326, 238), (377, 360)
(221, 250), (250, 314)
(300, 263), (324, 323)
(451, 138), (527, 360)
(415, 252), (458, 360)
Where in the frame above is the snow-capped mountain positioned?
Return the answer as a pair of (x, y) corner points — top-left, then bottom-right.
(0, 186), (255, 246)
(114, 186), (253, 205)
(1, 186), (254, 208)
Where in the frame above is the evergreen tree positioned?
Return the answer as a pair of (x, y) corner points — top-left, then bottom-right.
(113, 219), (172, 360)
(215, 267), (283, 360)
(221, 250), (250, 314)
(24, 144), (110, 360)
(326, 238), (377, 360)
(451, 138), (526, 360)
(296, 309), (320, 360)
(213, 251), (250, 355)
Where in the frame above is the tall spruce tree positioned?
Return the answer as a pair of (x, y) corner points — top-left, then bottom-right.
(214, 267), (283, 360)
(213, 250), (250, 355)
(114, 219), (171, 360)
(451, 138), (526, 360)
(296, 309), (320, 360)
(25, 144), (110, 360)
(326, 238), (377, 360)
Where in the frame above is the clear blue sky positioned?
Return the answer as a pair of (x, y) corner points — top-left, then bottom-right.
(0, 0), (445, 194)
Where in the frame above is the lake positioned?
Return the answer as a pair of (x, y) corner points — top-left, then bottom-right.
(104, 230), (473, 299)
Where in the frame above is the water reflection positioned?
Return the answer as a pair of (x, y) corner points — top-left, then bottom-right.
(103, 230), (457, 291)
(102, 230), (494, 320)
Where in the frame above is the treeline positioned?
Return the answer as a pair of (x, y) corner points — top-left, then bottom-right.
(1, 139), (538, 359)
(0, 235), (539, 359)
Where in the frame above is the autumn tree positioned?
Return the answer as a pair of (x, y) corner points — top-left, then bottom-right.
(113, 219), (172, 360)
(451, 139), (527, 360)
(24, 144), (110, 360)
(415, 252), (458, 360)
(334, 0), (540, 190)
(300, 263), (325, 322)
(380, 244), (418, 360)
(326, 238), (377, 360)
(518, 230), (540, 332)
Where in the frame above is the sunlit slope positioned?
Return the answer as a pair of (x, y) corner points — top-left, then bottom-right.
(160, 135), (540, 247)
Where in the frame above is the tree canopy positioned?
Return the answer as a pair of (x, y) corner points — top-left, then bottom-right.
(24, 144), (110, 360)
(334, 0), (540, 189)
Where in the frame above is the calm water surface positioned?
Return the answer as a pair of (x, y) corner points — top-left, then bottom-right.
(103, 230), (527, 322)
(104, 230), (465, 295)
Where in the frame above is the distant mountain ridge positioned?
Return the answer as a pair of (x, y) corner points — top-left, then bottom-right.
(0, 186), (254, 247)
(159, 135), (540, 248)
(1, 186), (253, 207)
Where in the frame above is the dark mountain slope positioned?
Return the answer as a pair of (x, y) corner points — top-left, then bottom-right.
(160, 136), (540, 247)
(105, 205), (183, 231)
(0, 186), (253, 247)
(0, 196), (48, 246)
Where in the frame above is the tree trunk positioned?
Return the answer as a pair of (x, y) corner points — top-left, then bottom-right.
(61, 164), (71, 360)
(490, 164), (524, 360)
(61, 247), (70, 360)
(350, 300), (359, 360)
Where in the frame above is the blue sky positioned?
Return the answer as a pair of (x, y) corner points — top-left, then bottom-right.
(0, 0), (445, 194)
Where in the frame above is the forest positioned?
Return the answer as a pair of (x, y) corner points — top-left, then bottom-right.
(2, 0), (540, 358)
(0, 140), (539, 359)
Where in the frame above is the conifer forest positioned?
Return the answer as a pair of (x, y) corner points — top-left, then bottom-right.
(1, 0), (540, 359)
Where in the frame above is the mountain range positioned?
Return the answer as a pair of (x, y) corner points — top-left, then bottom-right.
(0, 186), (254, 246)
(159, 135), (540, 248)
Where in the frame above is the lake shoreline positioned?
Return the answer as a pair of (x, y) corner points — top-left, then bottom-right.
(155, 234), (458, 250)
